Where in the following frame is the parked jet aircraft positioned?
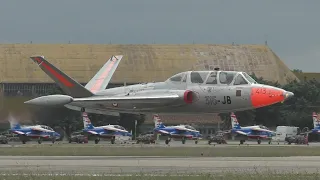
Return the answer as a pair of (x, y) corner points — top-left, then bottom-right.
(82, 112), (132, 144)
(153, 114), (202, 144)
(25, 55), (294, 116)
(229, 112), (276, 144)
(10, 122), (61, 144)
(307, 112), (320, 134)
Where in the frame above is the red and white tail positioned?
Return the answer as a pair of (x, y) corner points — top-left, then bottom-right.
(82, 112), (94, 129)
(230, 112), (241, 129)
(313, 112), (319, 128)
(85, 55), (123, 93)
(30, 56), (93, 98)
(30, 55), (123, 97)
(153, 114), (162, 128)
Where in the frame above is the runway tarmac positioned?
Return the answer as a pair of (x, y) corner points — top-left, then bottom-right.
(1, 156), (320, 175)
(1, 139), (319, 147)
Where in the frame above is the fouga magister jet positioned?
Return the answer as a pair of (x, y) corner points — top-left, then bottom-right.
(81, 112), (132, 144)
(24, 55), (294, 116)
(229, 112), (276, 145)
(153, 114), (202, 145)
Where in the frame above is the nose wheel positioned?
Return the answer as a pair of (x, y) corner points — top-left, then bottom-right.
(95, 138), (100, 144)
(81, 108), (85, 112)
(38, 137), (42, 144)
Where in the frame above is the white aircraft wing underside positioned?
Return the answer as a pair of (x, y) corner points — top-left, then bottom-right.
(235, 130), (248, 136)
(73, 94), (181, 104)
(103, 126), (127, 132)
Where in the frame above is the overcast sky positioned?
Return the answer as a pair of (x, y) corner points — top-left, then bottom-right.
(0, 0), (319, 72)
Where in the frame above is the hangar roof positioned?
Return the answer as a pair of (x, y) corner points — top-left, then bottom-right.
(0, 44), (298, 85)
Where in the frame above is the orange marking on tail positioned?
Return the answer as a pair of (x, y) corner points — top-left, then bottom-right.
(41, 62), (74, 87)
(251, 87), (284, 108)
(90, 57), (117, 93)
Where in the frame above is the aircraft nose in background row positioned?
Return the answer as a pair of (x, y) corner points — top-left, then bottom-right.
(250, 85), (294, 108)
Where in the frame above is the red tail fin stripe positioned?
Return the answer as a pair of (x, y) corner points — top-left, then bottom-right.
(90, 56), (117, 93)
(41, 62), (74, 87)
(34, 57), (43, 64)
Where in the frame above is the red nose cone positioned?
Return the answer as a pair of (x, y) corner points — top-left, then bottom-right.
(251, 86), (285, 108)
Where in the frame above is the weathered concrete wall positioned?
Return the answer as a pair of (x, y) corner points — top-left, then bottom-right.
(0, 44), (297, 85)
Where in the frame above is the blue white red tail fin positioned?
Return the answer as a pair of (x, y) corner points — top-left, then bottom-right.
(313, 112), (320, 129)
(82, 112), (94, 129)
(153, 114), (165, 128)
(230, 112), (241, 129)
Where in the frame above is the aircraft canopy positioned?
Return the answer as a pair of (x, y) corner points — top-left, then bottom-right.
(167, 71), (257, 85)
(39, 125), (54, 131)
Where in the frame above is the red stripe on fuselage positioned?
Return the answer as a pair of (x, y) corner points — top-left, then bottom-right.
(90, 57), (117, 93)
(41, 62), (74, 87)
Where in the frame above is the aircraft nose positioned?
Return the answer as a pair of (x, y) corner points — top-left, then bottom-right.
(251, 85), (294, 108)
(283, 91), (294, 100)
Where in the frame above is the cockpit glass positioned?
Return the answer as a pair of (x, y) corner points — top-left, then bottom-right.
(219, 71), (237, 85)
(259, 125), (268, 130)
(190, 72), (209, 84)
(233, 74), (248, 85)
(206, 72), (218, 84)
(182, 74), (187, 82)
(242, 72), (257, 84)
(169, 72), (185, 82)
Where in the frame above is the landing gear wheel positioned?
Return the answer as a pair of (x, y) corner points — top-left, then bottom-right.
(111, 136), (115, 144)
(51, 137), (56, 144)
(81, 107), (85, 112)
(38, 138), (42, 144)
(182, 138), (186, 144)
(239, 140), (245, 145)
(69, 139), (72, 143)
(268, 140), (271, 144)
(195, 140), (198, 144)
(165, 139), (170, 145)
(22, 140), (26, 144)
(257, 140), (261, 144)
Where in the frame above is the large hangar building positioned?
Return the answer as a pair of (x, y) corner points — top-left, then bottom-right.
(0, 44), (298, 134)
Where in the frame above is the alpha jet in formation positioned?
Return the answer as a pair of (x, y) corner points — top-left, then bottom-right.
(152, 114), (202, 145)
(10, 122), (61, 144)
(228, 112), (276, 145)
(81, 112), (132, 144)
(24, 55), (294, 116)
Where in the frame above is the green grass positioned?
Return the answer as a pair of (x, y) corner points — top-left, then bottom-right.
(1, 144), (320, 157)
(1, 171), (320, 180)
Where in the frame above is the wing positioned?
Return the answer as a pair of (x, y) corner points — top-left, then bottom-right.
(251, 127), (274, 133)
(103, 126), (127, 132)
(31, 127), (45, 132)
(73, 93), (183, 107)
(235, 130), (249, 136)
(174, 126), (199, 133)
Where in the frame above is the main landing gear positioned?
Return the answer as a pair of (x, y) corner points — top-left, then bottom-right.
(164, 137), (198, 145)
(94, 136), (116, 144)
(38, 137), (43, 144)
(81, 107), (85, 112)
(95, 137), (100, 144)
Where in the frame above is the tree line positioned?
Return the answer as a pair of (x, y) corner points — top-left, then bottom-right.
(28, 71), (320, 139)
